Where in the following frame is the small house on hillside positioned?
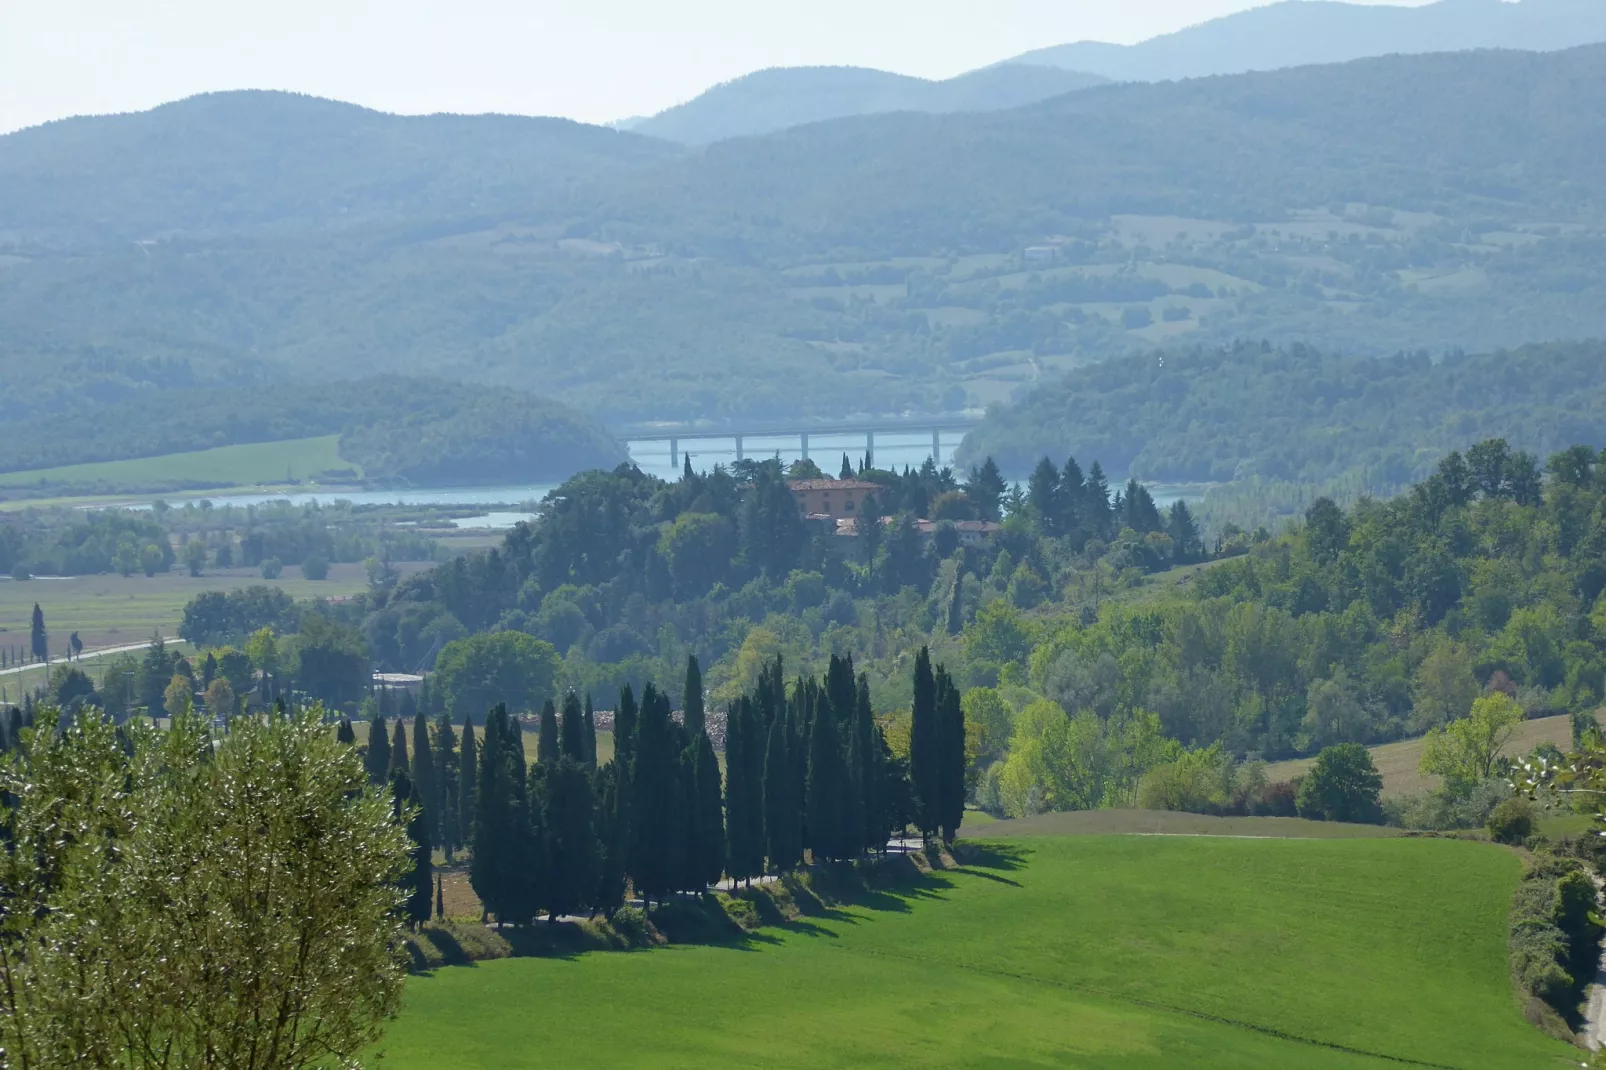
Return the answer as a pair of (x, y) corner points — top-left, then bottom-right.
(787, 479), (880, 521)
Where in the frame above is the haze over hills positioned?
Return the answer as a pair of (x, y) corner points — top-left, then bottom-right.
(628, 64), (1109, 145)
(0, 46), (1603, 433)
(1008, 0), (1606, 82)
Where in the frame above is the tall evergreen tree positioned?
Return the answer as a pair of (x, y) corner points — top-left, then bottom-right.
(471, 707), (513, 923)
(614, 685), (639, 775)
(537, 699), (559, 763)
(388, 719), (410, 781)
(910, 647), (939, 840)
(393, 769), (432, 929)
(1085, 461), (1113, 537)
(364, 712), (390, 785)
(682, 655), (705, 737)
(763, 707), (801, 872)
(1027, 459), (1062, 535)
(335, 718), (356, 745)
(690, 729), (725, 889)
(935, 666), (966, 844)
(965, 458), (1007, 522)
(559, 691), (586, 762)
(1059, 456), (1087, 536)
(457, 716), (477, 854)
(724, 697), (763, 884)
(29, 603), (46, 664)
(629, 685), (681, 902)
(582, 694), (598, 766)
(434, 712), (459, 857)
(946, 569), (964, 635)
(593, 761), (628, 916)
(854, 673), (881, 854)
(411, 713), (437, 850)
(806, 686), (853, 862)
(538, 754), (598, 920)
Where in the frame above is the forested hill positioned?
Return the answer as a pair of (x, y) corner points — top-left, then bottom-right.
(630, 65), (1108, 144)
(3, 48), (1605, 423)
(0, 91), (678, 248)
(0, 377), (625, 485)
(1007, 0), (1606, 83)
(956, 340), (1606, 486)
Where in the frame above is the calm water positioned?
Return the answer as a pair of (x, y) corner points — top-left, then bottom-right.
(112, 430), (1198, 528)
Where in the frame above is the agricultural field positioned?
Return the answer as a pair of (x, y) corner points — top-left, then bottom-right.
(378, 833), (1569, 1069)
(1264, 712), (1603, 797)
(0, 435), (353, 495)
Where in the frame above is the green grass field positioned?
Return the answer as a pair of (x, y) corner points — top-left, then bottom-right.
(0, 435), (353, 492)
(378, 835), (1572, 1069)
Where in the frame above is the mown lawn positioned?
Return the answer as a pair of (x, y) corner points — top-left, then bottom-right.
(378, 836), (1573, 1069)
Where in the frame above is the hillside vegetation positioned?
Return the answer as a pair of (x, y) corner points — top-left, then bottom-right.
(379, 836), (1567, 1068)
(1009, 0), (1606, 81)
(2, 48), (1604, 423)
(958, 339), (1606, 486)
(632, 64), (1108, 144)
(0, 377), (623, 488)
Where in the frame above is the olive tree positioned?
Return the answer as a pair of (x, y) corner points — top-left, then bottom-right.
(0, 707), (414, 1070)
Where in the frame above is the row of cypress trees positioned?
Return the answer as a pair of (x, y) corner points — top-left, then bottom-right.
(344, 648), (967, 925)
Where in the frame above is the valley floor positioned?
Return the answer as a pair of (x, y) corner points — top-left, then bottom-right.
(378, 833), (1575, 1069)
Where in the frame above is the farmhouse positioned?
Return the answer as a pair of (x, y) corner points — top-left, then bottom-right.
(787, 478), (880, 521)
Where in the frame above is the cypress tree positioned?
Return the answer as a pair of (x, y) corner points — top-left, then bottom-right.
(364, 713), (390, 785)
(674, 728), (697, 893)
(629, 685), (680, 903)
(434, 712), (459, 857)
(614, 686), (638, 773)
(559, 692), (585, 762)
(856, 674), (883, 853)
(470, 707), (508, 923)
(935, 666), (966, 844)
(910, 647), (939, 840)
(537, 699), (559, 763)
(682, 655), (705, 738)
(393, 769), (432, 929)
(457, 716), (477, 854)
(582, 694), (598, 767)
(435, 872), (445, 921)
(7, 706), (20, 747)
(336, 718), (356, 745)
(691, 729), (725, 889)
(389, 719), (410, 781)
(724, 697), (764, 884)
(806, 686), (852, 862)
(595, 760), (629, 917)
(763, 708), (801, 873)
(29, 604), (46, 664)
(539, 753), (598, 920)
(840, 454), (854, 480)
(412, 713), (437, 850)
(946, 570), (964, 635)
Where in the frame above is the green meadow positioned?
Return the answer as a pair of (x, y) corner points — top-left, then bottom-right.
(378, 834), (1574, 1069)
(0, 435), (351, 493)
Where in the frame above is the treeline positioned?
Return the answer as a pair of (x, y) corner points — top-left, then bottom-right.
(0, 376), (623, 484)
(959, 340), (1606, 487)
(354, 651), (965, 924)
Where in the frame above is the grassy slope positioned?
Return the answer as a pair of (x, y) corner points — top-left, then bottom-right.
(1265, 711), (1605, 797)
(0, 435), (351, 491)
(379, 836), (1571, 1069)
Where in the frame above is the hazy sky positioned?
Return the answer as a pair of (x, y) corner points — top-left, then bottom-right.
(0, 0), (1432, 135)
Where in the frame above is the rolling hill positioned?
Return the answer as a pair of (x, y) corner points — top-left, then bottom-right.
(1008, 0), (1606, 82)
(1, 48), (1604, 427)
(630, 64), (1108, 144)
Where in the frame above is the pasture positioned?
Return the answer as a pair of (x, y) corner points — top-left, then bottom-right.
(0, 435), (352, 494)
(378, 833), (1571, 1069)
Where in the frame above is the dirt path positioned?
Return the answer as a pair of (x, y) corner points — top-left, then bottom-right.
(1584, 874), (1606, 1052)
(0, 636), (178, 678)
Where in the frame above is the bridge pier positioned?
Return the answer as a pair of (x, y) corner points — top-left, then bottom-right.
(865, 430), (875, 469)
(735, 435), (744, 462)
(800, 432), (809, 462)
(670, 437), (679, 469)
(932, 428), (941, 462)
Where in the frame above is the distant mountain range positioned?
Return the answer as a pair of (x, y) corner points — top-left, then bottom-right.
(623, 0), (1606, 145)
(627, 65), (1109, 144)
(1007, 0), (1606, 82)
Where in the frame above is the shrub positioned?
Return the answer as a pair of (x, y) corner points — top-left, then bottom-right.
(302, 555), (330, 581)
(1508, 854), (1603, 1026)
(1257, 780), (1299, 817)
(260, 557), (284, 580)
(1486, 797), (1535, 844)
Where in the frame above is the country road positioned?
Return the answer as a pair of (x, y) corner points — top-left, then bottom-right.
(0, 637), (179, 678)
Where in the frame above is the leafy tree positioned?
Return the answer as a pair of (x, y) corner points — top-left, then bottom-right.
(164, 674), (194, 719)
(302, 554), (330, 581)
(1420, 692), (1523, 792)
(434, 631), (559, 719)
(203, 677), (236, 720)
(185, 539), (208, 576)
(292, 615), (369, 708)
(51, 665), (97, 712)
(0, 707), (412, 1069)
(1296, 743), (1383, 823)
(1410, 639), (1480, 733)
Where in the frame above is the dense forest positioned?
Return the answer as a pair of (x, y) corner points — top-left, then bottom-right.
(958, 339), (1606, 486)
(0, 376), (623, 484)
(2, 48), (1604, 425)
